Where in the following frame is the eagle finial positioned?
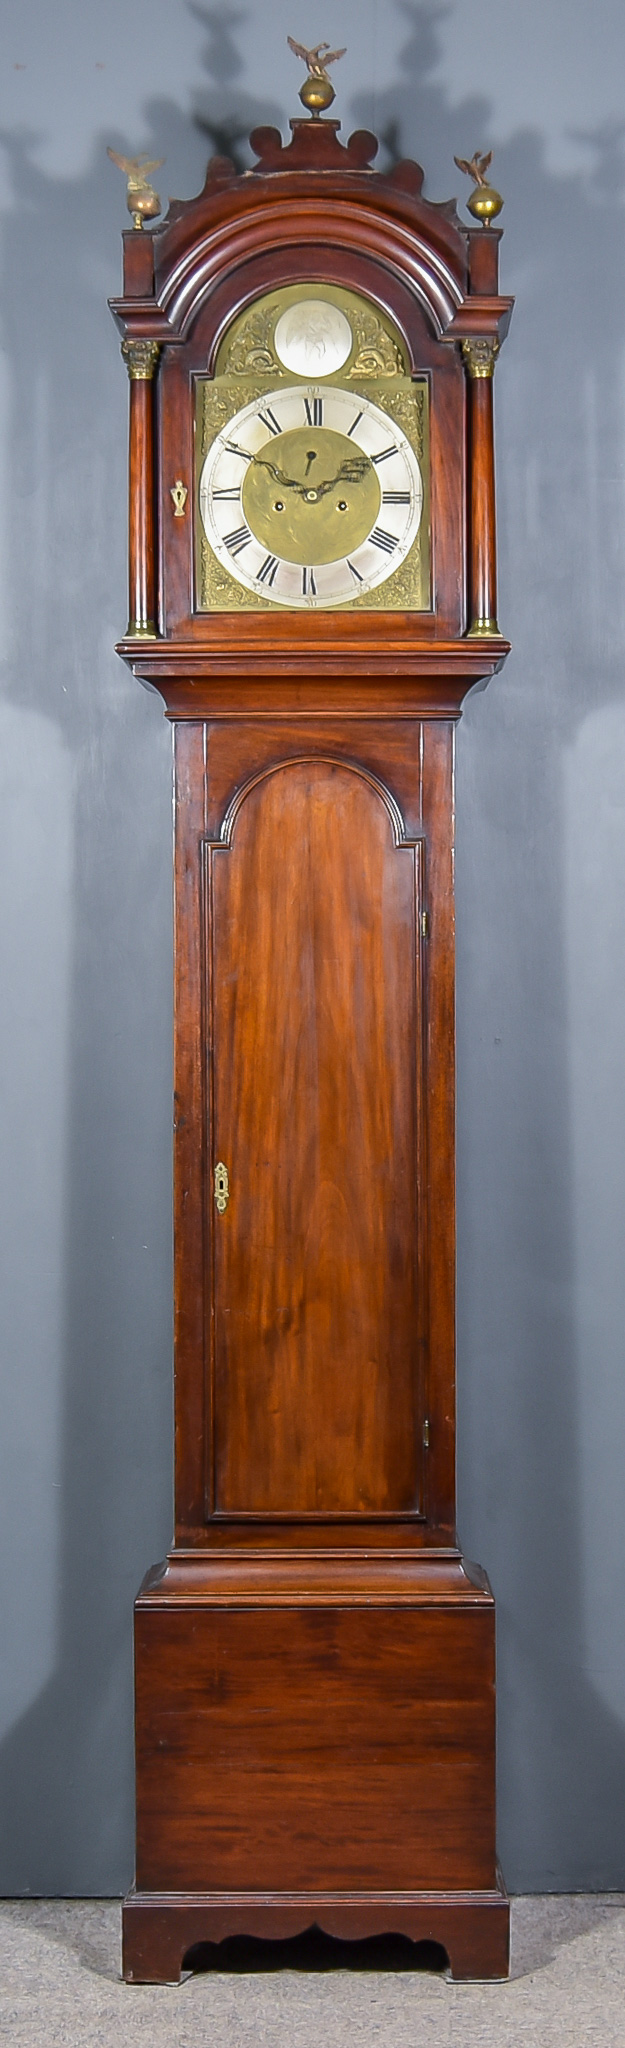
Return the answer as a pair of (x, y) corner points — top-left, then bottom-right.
(454, 149), (503, 226)
(287, 36), (347, 117)
(107, 148), (164, 229)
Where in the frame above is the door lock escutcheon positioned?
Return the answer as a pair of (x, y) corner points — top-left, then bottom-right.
(214, 1162), (229, 1213)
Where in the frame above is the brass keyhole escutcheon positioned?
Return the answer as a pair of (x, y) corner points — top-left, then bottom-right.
(170, 478), (188, 517)
(214, 1162), (229, 1213)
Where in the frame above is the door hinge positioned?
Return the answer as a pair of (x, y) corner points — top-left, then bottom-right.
(420, 909), (429, 940)
(423, 1418), (430, 1450)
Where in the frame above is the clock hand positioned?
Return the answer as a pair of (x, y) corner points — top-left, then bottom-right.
(251, 453), (370, 498)
(309, 455), (372, 498)
(334, 455), (371, 485)
(250, 456), (305, 490)
(251, 455), (337, 499)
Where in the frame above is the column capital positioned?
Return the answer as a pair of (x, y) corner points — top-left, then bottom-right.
(460, 336), (499, 380)
(121, 338), (160, 381)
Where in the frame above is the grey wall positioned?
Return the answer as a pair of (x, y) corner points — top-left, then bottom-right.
(1, 0), (624, 1894)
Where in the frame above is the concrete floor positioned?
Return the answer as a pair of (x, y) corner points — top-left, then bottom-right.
(1, 1895), (624, 2045)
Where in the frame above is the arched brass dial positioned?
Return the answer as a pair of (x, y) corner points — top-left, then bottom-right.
(198, 385), (424, 609)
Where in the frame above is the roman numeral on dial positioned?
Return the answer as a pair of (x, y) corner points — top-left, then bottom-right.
(382, 491), (411, 506)
(212, 487), (242, 501)
(370, 526), (398, 553)
(224, 523), (252, 557)
(304, 397), (323, 426)
(257, 553), (280, 587)
(302, 567), (317, 596)
(224, 441), (251, 462)
(258, 407), (281, 436)
(371, 445), (399, 466)
(347, 559), (363, 584)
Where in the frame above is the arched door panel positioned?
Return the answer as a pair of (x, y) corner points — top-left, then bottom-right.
(204, 758), (426, 1518)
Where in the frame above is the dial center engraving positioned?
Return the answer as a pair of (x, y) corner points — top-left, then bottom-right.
(241, 425), (381, 566)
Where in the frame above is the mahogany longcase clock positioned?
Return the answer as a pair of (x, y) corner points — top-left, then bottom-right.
(110, 63), (513, 1984)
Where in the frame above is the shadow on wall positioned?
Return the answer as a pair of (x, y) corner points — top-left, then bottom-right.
(0, 3), (282, 1900)
(0, 0), (623, 1893)
(361, 5), (625, 1890)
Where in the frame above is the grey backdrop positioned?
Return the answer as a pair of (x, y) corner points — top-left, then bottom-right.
(1, 0), (624, 1895)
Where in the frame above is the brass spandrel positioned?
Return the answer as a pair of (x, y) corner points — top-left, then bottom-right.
(220, 305), (280, 378)
(348, 308), (404, 380)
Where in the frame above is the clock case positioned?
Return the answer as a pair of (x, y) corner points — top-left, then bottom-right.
(110, 112), (513, 1983)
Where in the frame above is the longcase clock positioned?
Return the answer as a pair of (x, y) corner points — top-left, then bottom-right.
(110, 62), (513, 1983)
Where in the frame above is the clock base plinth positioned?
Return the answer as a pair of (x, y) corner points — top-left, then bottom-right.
(125, 1549), (507, 1982)
(122, 1878), (509, 1984)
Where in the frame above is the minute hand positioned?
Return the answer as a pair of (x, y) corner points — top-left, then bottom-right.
(312, 455), (371, 496)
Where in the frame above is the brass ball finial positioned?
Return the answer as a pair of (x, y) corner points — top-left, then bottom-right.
(299, 72), (336, 116)
(454, 150), (504, 226)
(287, 36), (346, 119)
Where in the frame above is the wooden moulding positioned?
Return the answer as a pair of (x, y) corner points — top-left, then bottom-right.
(116, 636), (510, 722)
(122, 1876), (510, 1984)
(134, 1547), (493, 1603)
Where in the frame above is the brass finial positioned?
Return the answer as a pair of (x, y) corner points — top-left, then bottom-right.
(454, 150), (503, 226)
(107, 148), (164, 229)
(287, 36), (346, 117)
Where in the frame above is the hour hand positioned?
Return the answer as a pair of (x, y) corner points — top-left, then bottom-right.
(251, 455), (302, 490)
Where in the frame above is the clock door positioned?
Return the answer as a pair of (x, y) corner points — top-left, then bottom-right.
(205, 755), (426, 1520)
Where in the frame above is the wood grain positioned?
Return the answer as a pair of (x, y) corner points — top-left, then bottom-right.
(206, 757), (424, 1517)
(127, 374), (156, 633)
(469, 372), (498, 627)
(134, 1594), (497, 1894)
